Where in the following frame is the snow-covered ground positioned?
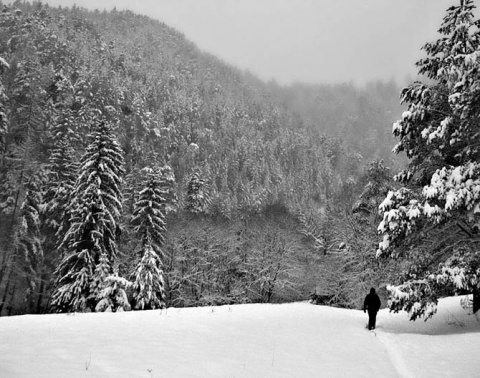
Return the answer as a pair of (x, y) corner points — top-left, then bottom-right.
(0, 296), (478, 378)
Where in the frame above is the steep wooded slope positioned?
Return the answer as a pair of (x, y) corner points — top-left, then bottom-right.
(0, 2), (391, 315)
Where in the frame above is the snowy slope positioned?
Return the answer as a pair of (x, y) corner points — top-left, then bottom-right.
(0, 296), (478, 378)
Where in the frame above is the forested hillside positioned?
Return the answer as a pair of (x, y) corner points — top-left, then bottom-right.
(0, 1), (399, 315)
(266, 80), (405, 169)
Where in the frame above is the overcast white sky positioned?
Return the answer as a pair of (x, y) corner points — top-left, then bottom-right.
(42, 0), (456, 85)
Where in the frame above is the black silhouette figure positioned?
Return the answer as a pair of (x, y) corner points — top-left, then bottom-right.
(363, 287), (381, 330)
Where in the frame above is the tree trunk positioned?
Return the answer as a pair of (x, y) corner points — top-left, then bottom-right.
(0, 178), (23, 294)
(36, 276), (46, 314)
(473, 288), (479, 314)
(0, 271), (11, 316)
(7, 282), (17, 316)
(0, 253), (9, 294)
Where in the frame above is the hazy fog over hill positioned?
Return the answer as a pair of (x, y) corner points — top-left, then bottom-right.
(44, 0), (454, 85)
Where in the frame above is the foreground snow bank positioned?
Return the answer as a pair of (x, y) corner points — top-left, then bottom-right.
(377, 296), (480, 378)
(0, 296), (478, 377)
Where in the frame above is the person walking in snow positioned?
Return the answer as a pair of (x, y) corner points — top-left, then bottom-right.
(363, 287), (381, 330)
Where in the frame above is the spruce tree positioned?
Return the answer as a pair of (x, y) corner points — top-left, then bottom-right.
(44, 137), (78, 245)
(90, 252), (112, 311)
(16, 180), (44, 312)
(378, 0), (480, 319)
(157, 164), (177, 215)
(0, 55), (9, 156)
(185, 169), (210, 214)
(130, 167), (168, 309)
(50, 121), (124, 312)
(131, 245), (165, 310)
(92, 253), (131, 312)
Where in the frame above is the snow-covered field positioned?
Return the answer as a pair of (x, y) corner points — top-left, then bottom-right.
(0, 296), (478, 378)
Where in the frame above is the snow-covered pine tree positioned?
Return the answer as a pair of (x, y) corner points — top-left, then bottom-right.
(92, 253), (131, 312)
(50, 121), (125, 312)
(90, 252), (112, 311)
(0, 55), (9, 155)
(36, 108), (79, 313)
(132, 167), (167, 255)
(185, 169), (210, 214)
(130, 167), (168, 309)
(16, 179), (44, 312)
(377, 0), (480, 320)
(157, 164), (177, 215)
(131, 244), (165, 310)
(44, 137), (78, 246)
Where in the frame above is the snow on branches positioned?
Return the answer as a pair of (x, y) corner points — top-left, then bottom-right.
(378, 0), (480, 319)
(387, 282), (438, 321)
(131, 245), (165, 310)
(425, 163), (480, 217)
(130, 166), (170, 310)
(51, 121), (125, 312)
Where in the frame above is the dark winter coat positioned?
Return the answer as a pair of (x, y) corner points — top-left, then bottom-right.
(363, 288), (381, 313)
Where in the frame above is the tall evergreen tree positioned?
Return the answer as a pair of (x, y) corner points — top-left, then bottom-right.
(44, 137), (78, 245)
(92, 252), (131, 312)
(130, 167), (168, 309)
(185, 169), (210, 215)
(0, 55), (9, 158)
(378, 0), (480, 320)
(132, 167), (167, 255)
(16, 179), (44, 312)
(50, 121), (125, 312)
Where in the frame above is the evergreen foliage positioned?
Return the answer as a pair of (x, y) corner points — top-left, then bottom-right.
(307, 161), (397, 309)
(378, 0), (480, 320)
(0, 2), (401, 314)
(44, 138), (78, 241)
(90, 252), (113, 311)
(266, 80), (403, 169)
(93, 254), (131, 312)
(185, 169), (210, 215)
(131, 245), (165, 310)
(16, 181), (44, 311)
(0, 55), (8, 155)
(51, 121), (124, 312)
(131, 167), (168, 254)
(130, 166), (169, 309)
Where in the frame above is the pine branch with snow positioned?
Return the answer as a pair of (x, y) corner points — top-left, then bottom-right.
(131, 167), (167, 255)
(378, 0), (480, 319)
(130, 166), (169, 310)
(50, 121), (125, 312)
(185, 169), (210, 215)
(131, 245), (165, 310)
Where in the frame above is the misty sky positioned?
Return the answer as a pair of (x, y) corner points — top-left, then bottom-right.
(42, 0), (456, 85)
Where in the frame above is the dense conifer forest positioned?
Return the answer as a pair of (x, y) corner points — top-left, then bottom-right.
(0, 1), (405, 315)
